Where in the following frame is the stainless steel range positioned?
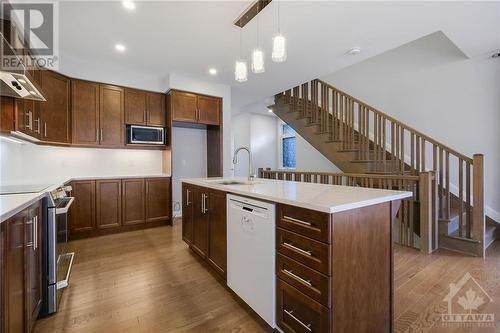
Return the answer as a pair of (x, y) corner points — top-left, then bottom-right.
(40, 186), (75, 316)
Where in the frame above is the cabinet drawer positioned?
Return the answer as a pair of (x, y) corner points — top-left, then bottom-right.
(277, 204), (331, 243)
(277, 279), (330, 333)
(277, 254), (330, 307)
(277, 228), (331, 275)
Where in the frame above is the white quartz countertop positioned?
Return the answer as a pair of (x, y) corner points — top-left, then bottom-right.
(182, 177), (412, 214)
(0, 174), (171, 223)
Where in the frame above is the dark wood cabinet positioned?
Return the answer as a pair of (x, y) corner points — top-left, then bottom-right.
(146, 92), (166, 127)
(197, 95), (220, 125)
(125, 89), (165, 127)
(122, 179), (146, 226)
(146, 178), (171, 223)
(191, 187), (209, 257)
(96, 180), (122, 229)
(25, 201), (42, 332)
(69, 177), (171, 240)
(207, 190), (226, 277)
(124, 89), (147, 125)
(5, 209), (26, 333)
(170, 91), (198, 123)
(72, 80), (100, 146)
(182, 183), (194, 244)
(2, 200), (43, 333)
(69, 180), (96, 235)
(170, 91), (221, 125)
(99, 85), (124, 147)
(182, 183), (226, 278)
(40, 70), (71, 143)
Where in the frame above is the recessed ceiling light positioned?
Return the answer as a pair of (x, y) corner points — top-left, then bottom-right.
(115, 43), (126, 52)
(208, 68), (217, 75)
(122, 1), (135, 10)
(347, 47), (361, 55)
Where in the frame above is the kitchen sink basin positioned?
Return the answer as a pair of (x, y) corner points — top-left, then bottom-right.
(210, 180), (260, 186)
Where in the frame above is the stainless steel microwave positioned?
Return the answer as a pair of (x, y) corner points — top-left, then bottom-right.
(127, 125), (165, 145)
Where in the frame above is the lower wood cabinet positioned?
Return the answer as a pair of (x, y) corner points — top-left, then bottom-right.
(181, 183), (227, 279)
(69, 177), (171, 239)
(1, 200), (42, 333)
(96, 180), (122, 229)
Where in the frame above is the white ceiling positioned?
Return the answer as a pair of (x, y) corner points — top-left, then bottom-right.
(58, 1), (500, 111)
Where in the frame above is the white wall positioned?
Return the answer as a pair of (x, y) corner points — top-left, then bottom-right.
(322, 31), (500, 221)
(168, 73), (232, 215)
(0, 139), (163, 185)
(171, 127), (207, 215)
(295, 135), (342, 173)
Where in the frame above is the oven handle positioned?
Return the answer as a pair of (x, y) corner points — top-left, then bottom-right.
(55, 197), (75, 215)
(47, 207), (57, 284)
(56, 252), (75, 290)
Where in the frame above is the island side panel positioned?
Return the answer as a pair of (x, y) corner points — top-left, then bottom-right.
(332, 201), (392, 333)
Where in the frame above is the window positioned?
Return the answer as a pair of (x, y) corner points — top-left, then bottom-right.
(279, 122), (296, 169)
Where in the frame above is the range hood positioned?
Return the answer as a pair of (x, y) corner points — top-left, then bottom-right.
(0, 33), (46, 101)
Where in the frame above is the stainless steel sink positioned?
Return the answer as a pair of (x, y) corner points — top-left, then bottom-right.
(210, 180), (260, 186)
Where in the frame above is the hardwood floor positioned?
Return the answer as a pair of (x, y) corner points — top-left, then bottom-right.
(35, 220), (500, 333)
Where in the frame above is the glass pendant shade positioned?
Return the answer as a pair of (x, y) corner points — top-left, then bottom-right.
(251, 49), (265, 73)
(272, 34), (287, 62)
(235, 60), (248, 82)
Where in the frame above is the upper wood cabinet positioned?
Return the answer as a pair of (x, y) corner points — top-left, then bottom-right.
(72, 80), (100, 146)
(99, 85), (124, 147)
(40, 70), (71, 143)
(72, 81), (124, 148)
(124, 88), (147, 125)
(169, 90), (221, 126)
(124, 89), (166, 127)
(197, 95), (220, 125)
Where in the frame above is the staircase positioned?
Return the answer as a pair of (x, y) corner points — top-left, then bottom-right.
(270, 79), (497, 257)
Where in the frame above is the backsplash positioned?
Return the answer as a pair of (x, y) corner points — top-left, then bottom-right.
(0, 139), (163, 184)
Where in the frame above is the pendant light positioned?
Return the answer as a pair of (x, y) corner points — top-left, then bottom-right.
(272, 1), (287, 62)
(251, 15), (265, 73)
(235, 26), (248, 82)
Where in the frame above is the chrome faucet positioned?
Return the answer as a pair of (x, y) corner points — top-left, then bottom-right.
(232, 146), (255, 181)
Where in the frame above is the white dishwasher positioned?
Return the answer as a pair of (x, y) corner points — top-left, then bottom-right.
(227, 194), (276, 328)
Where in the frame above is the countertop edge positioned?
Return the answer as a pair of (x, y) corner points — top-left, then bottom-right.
(181, 179), (412, 214)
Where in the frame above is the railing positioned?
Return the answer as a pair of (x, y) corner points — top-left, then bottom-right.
(278, 79), (485, 255)
(258, 168), (438, 253)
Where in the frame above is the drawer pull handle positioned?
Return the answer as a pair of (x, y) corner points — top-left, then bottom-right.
(283, 242), (312, 256)
(284, 215), (312, 226)
(284, 309), (312, 332)
(283, 269), (312, 287)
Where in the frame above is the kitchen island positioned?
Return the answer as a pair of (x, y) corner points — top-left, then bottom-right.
(181, 177), (412, 333)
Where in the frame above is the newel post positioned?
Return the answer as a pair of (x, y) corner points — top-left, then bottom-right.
(472, 154), (485, 257)
(257, 168), (263, 178)
(420, 171), (438, 254)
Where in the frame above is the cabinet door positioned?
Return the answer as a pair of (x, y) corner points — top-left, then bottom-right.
(69, 180), (96, 234)
(6, 210), (26, 333)
(96, 180), (122, 229)
(181, 183), (193, 244)
(124, 88), (147, 125)
(207, 190), (226, 277)
(146, 92), (165, 126)
(197, 95), (220, 125)
(26, 201), (42, 332)
(72, 80), (100, 146)
(122, 179), (145, 226)
(145, 178), (171, 223)
(40, 71), (71, 143)
(99, 85), (124, 147)
(170, 91), (197, 123)
(192, 187), (209, 257)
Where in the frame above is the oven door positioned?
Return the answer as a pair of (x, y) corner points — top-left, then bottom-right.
(129, 125), (164, 145)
